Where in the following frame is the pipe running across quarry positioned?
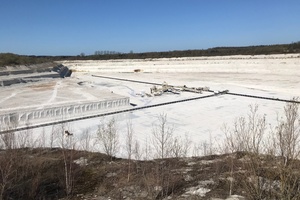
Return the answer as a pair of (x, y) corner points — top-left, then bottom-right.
(92, 75), (300, 104)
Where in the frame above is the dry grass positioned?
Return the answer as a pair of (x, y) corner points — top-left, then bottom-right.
(2, 148), (300, 199)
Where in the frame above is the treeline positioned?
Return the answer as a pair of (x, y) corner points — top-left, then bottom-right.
(0, 53), (72, 68)
(0, 53), (52, 67)
(85, 42), (300, 60)
(1, 42), (300, 67)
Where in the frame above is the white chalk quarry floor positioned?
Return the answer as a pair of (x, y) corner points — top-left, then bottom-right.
(63, 72), (289, 157)
(1, 54), (299, 158)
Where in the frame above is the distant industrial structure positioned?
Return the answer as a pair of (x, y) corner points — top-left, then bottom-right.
(149, 82), (210, 96)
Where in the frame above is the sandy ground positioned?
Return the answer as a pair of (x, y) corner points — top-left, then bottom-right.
(1, 54), (299, 158)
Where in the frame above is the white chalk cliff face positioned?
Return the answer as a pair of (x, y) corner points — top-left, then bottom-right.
(1, 54), (299, 157)
(0, 98), (129, 130)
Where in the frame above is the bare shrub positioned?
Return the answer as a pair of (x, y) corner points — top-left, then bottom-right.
(50, 124), (59, 148)
(125, 120), (134, 160)
(143, 136), (152, 160)
(133, 139), (142, 160)
(274, 99), (300, 163)
(271, 99), (300, 199)
(125, 120), (134, 181)
(96, 117), (119, 160)
(151, 113), (173, 159)
(0, 149), (16, 199)
(16, 123), (37, 149)
(150, 113), (181, 199)
(58, 123), (77, 196)
(0, 131), (16, 150)
(192, 133), (215, 157)
(223, 104), (266, 154)
(80, 128), (93, 151)
(170, 133), (191, 158)
(222, 104), (267, 198)
(223, 101), (300, 199)
(37, 127), (47, 148)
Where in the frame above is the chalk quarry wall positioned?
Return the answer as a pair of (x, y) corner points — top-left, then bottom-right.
(0, 97), (130, 131)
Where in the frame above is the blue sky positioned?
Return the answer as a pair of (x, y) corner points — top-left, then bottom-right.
(0, 0), (299, 56)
